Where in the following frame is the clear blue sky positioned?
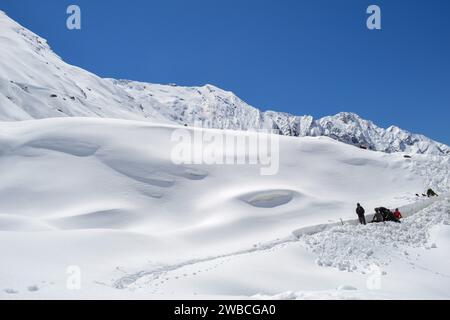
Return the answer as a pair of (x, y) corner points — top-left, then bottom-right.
(1, 0), (449, 144)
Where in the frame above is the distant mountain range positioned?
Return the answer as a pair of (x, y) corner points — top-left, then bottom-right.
(0, 10), (448, 155)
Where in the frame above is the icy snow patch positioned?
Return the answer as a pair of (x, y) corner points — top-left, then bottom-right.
(240, 190), (296, 208)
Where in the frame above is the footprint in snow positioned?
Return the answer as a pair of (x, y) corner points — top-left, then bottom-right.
(27, 285), (39, 292)
(4, 288), (19, 294)
(337, 285), (357, 291)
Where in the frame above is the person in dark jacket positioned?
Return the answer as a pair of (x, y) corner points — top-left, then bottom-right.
(377, 207), (391, 221)
(375, 207), (401, 223)
(427, 188), (438, 197)
(356, 203), (366, 225)
(385, 210), (401, 223)
(371, 208), (384, 223)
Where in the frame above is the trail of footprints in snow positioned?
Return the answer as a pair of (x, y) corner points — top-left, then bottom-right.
(123, 242), (289, 293)
(136, 257), (239, 293)
(2, 282), (50, 295)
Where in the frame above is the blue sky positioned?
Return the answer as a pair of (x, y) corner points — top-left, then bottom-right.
(1, 0), (449, 144)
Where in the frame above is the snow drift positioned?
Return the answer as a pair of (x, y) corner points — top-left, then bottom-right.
(0, 117), (449, 298)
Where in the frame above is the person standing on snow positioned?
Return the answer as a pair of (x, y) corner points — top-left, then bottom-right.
(356, 203), (366, 225)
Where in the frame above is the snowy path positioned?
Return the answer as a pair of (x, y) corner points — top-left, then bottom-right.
(113, 195), (449, 293)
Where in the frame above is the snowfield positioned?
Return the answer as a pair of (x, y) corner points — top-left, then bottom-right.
(0, 118), (449, 299)
(1, 9), (450, 300)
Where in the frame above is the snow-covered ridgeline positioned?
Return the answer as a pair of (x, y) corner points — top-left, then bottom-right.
(0, 11), (448, 155)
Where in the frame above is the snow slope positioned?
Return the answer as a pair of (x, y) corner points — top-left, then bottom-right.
(1, 9), (449, 299)
(0, 117), (448, 299)
(0, 10), (448, 155)
(123, 198), (450, 300)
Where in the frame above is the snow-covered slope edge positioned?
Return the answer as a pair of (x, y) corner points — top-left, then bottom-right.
(0, 10), (448, 155)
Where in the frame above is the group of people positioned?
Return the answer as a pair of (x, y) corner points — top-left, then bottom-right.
(416, 188), (439, 198)
(355, 188), (439, 226)
(355, 203), (403, 225)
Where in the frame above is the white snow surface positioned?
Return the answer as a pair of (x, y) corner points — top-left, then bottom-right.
(0, 10), (448, 155)
(0, 117), (449, 299)
(1, 10), (450, 300)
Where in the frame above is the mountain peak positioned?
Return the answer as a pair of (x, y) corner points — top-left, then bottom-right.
(334, 111), (361, 118)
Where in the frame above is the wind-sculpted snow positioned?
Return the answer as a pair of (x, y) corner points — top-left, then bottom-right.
(1, 10), (450, 299)
(0, 117), (449, 298)
(0, 11), (448, 155)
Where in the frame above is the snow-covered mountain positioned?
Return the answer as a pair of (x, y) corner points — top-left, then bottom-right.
(0, 10), (448, 155)
(1, 10), (450, 300)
